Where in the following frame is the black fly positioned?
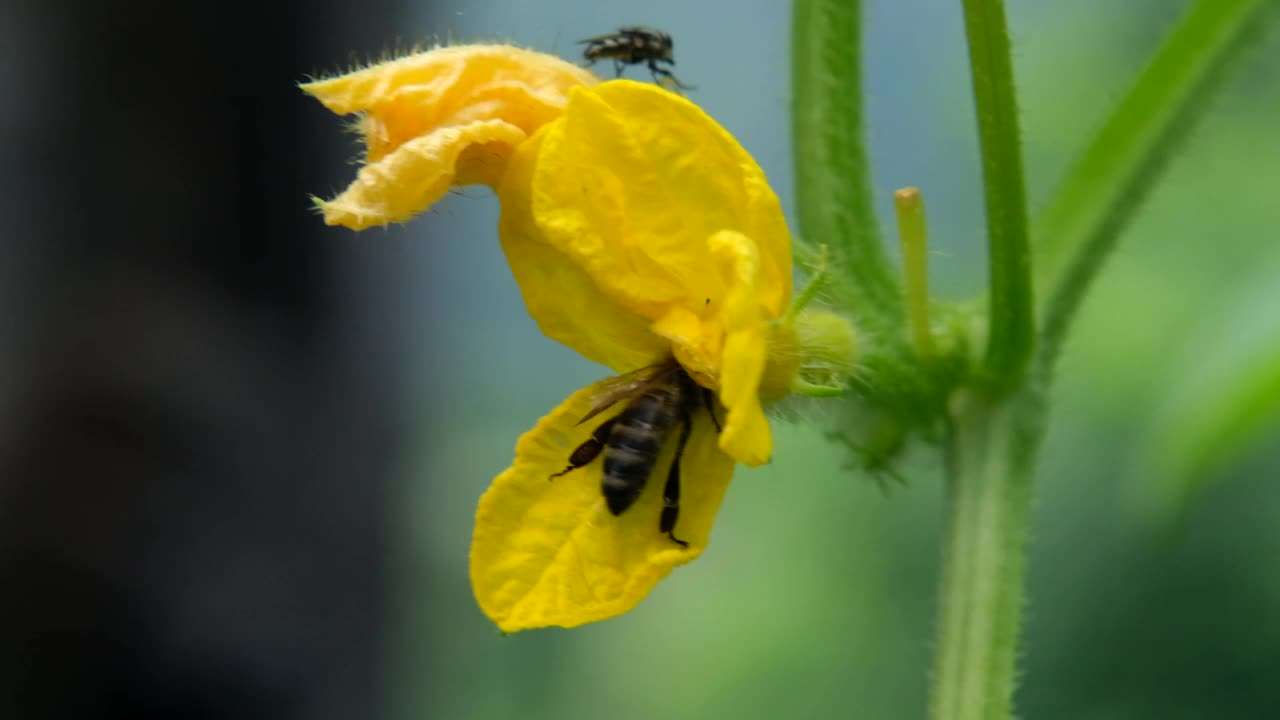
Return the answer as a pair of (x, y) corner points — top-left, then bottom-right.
(579, 26), (693, 91)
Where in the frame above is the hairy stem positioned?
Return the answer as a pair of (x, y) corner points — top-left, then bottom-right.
(792, 0), (902, 327)
(961, 0), (1034, 384)
(931, 8), (1042, 715)
(931, 386), (1046, 720)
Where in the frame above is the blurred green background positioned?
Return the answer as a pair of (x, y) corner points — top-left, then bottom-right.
(369, 1), (1280, 717)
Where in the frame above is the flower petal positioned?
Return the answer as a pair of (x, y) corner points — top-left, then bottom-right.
(709, 231), (772, 466)
(301, 45), (597, 162)
(498, 128), (669, 372)
(470, 379), (734, 632)
(531, 80), (792, 322)
(302, 45), (598, 228)
(652, 305), (720, 385)
(317, 119), (525, 229)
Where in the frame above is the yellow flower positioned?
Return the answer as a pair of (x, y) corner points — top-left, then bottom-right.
(476, 80), (792, 631)
(302, 47), (794, 632)
(300, 45), (597, 229)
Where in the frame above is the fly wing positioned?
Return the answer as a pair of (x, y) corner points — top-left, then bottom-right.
(579, 26), (656, 44)
(577, 31), (616, 45)
(575, 360), (681, 426)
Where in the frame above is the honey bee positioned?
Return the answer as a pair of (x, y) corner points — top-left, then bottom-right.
(550, 358), (720, 547)
(579, 26), (693, 90)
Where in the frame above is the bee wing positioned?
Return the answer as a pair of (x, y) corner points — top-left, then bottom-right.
(575, 361), (681, 426)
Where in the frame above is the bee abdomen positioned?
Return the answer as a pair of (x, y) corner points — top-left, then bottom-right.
(600, 390), (679, 516)
(608, 420), (660, 454)
(601, 447), (652, 515)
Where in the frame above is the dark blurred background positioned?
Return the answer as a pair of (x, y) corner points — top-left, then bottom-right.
(3, 1), (1278, 719)
(1, 1), (420, 718)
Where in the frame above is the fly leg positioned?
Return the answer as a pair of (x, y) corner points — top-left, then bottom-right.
(659, 409), (694, 547)
(550, 417), (617, 480)
(613, 59), (625, 77)
(648, 59), (694, 91)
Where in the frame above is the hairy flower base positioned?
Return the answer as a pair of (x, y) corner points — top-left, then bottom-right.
(470, 379), (733, 632)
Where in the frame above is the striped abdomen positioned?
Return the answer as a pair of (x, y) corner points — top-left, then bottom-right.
(601, 381), (687, 516)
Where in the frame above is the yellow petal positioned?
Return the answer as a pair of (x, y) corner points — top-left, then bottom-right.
(498, 128), (669, 372)
(470, 379), (734, 632)
(495, 80), (787, 453)
(710, 231), (772, 466)
(301, 45), (597, 162)
(317, 119), (525, 229)
(651, 305), (720, 386)
(531, 81), (792, 323)
(302, 45), (598, 228)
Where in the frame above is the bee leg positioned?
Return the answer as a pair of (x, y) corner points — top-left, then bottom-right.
(550, 417), (617, 480)
(701, 388), (722, 434)
(660, 411), (694, 547)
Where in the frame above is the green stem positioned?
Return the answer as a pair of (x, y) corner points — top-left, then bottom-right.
(961, 0), (1034, 384)
(783, 245), (829, 326)
(1036, 0), (1275, 369)
(792, 0), (902, 325)
(894, 187), (937, 359)
(931, 386), (1046, 720)
(929, 4), (1273, 719)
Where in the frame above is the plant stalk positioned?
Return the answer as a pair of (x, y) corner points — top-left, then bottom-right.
(895, 187), (936, 359)
(792, 0), (902, 327)
(931, 385), (1046, 720)
(961, 0), (1034, 384)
